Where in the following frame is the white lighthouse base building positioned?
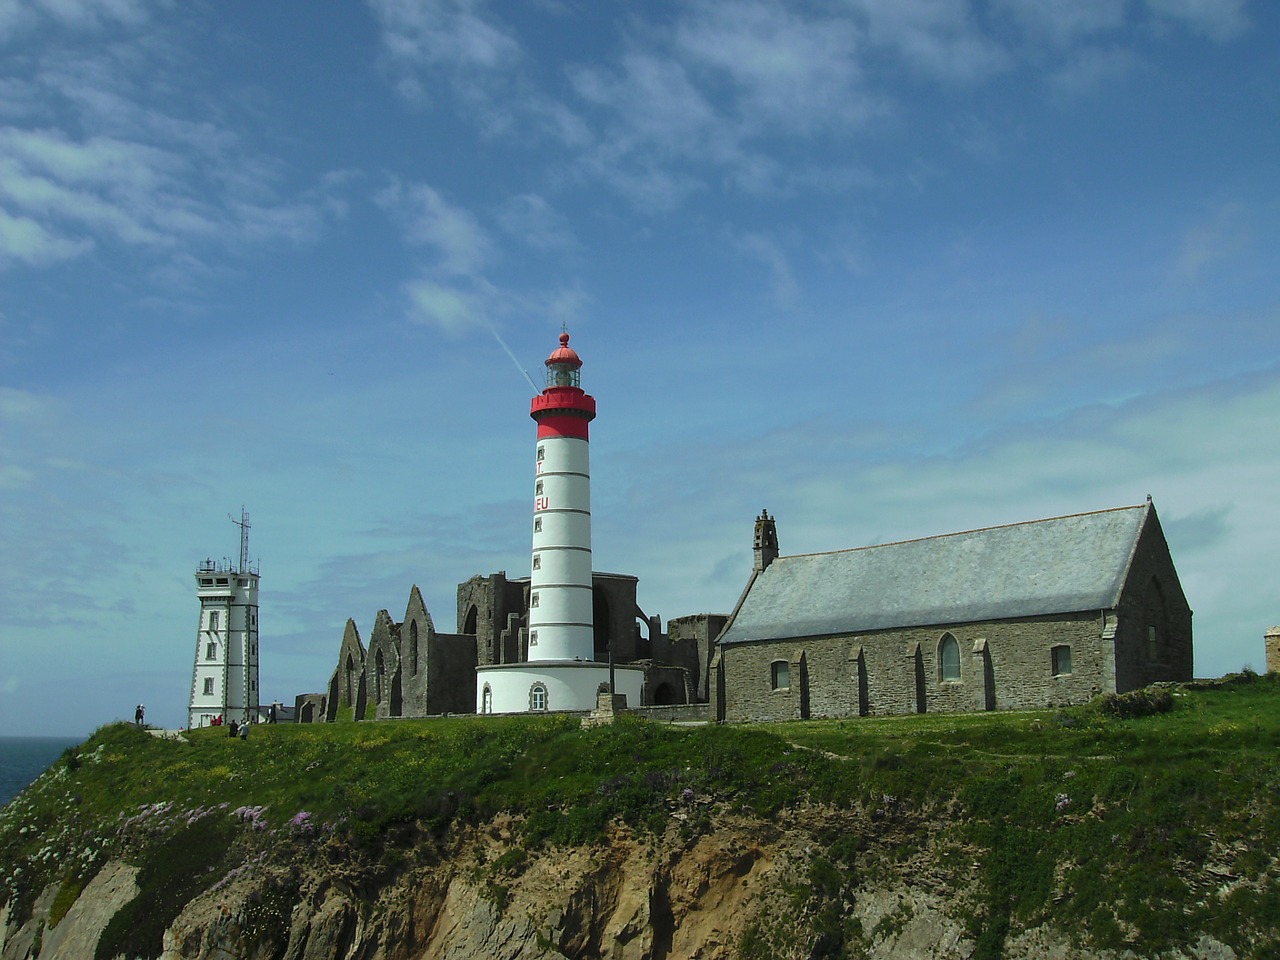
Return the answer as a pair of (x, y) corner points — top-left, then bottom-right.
(477, 661), (645, 715)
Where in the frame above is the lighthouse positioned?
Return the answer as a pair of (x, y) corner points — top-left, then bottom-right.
(528, 332), (596, 662)
(476, 332), (644, 714)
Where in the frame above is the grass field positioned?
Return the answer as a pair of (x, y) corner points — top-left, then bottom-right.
(3, 674), (1278, 959)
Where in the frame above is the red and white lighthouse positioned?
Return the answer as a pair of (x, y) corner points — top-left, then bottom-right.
(528, 332), (596, 662)
(476, 331), (644, 714)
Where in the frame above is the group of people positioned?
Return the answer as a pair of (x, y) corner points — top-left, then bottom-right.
(209, 714), (250, 739)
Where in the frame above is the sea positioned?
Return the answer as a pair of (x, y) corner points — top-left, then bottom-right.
(0, 736), (84, 809)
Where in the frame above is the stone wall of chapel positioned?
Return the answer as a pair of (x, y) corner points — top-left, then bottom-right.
(722, 612), (1115, 722)
(1112, 516), (1194, 691)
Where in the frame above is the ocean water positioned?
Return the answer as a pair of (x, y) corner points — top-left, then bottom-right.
(0, 737), (83, 809)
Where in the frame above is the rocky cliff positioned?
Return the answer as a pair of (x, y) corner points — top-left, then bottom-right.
(1, 802), (1247, 960)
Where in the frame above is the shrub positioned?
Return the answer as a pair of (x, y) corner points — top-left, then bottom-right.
(1095, 687), (1174, 719)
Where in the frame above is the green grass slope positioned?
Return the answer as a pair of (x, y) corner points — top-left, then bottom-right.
(3, 675), (1279, 959)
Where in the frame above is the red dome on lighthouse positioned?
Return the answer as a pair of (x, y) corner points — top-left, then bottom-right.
(545, 331), (582, 368)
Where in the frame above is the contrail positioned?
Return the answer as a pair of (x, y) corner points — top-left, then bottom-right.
(485, 320), (539, 394)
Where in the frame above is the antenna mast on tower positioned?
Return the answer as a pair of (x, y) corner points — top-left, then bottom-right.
(230, 507), (251, 574)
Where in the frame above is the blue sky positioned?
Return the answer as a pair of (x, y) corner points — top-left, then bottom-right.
(1, 0), (1276, 737)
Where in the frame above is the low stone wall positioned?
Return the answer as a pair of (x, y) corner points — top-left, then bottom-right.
(630, 703), (711, 723)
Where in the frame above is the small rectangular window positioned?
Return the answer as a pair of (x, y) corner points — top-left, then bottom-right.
(530, 629), (538, 645)
(200, 578), (213, 586)
(531, 592), (539, 607)
(537, 446), (545, 461)
(203, 677), (214, 695)
(209, 611), (220, 631)
(238, 578), (247, 587)
(534, 517), (542, 533)
(206, 642), (217, 660)
(216, 578), (229, 585)
(535, 480), (544, 495)
(1052, 645), (1072, 677)
(533, 555), (541, 570)
(771, 660), (790, 691)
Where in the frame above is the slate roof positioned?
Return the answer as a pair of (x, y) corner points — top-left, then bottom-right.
(718, 503), (1152, 645)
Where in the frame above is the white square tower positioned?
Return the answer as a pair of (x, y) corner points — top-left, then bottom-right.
(188, 509), (260, 728)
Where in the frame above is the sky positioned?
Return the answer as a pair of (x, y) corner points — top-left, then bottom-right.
(0, 0), (1277, 737)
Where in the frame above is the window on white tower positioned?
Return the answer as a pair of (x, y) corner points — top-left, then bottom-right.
(533, 555), (541, 570)
(203, 678), (214, 695)
(531, 592), (539, 607)
(206, 642), (217, 660)
(209, 610), (220, 631)
(535, 480), (544, 495)
(530, 683), (548, 711)
(537, 446), (545, 461)
(534, 518), (542, 533)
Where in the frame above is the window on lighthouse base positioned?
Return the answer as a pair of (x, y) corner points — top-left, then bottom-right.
(530, 683), (548, 712)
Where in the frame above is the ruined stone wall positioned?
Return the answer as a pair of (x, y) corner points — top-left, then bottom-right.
(593, 574), (641, 662)
(662, 614), (727, 703)
(428, 633), (478, 714)
(457, 573), (525, 667)
(365, 610), (402, 720)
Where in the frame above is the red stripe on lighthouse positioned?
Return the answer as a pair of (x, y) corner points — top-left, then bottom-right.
(536, 415), (591, 440)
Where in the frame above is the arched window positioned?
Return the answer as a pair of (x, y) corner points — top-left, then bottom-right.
(463, 604), (478, 635)
(481, 684), (492, 714)
(939, 633), (961, 682)
(771, 660), (790, 691)
(530, 683), (548, 712)
(410, 621), (419, 675)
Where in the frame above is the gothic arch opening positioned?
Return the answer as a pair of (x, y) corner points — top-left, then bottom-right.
(410, 620), (419, 675)
(938, 633), (961, 682)
(463, 604), (479, 635)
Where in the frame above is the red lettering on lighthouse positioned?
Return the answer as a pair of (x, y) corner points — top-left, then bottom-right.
(535, 496), (549, 511)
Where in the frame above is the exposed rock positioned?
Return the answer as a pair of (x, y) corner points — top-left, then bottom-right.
(0, 811), (1256, 960)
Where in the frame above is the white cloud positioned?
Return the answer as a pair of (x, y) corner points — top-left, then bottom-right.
(1047, 45), (1138, 97)
(676, 0), (872, 135)
(1174, 203), (1249, 283)
(993, 0), (1126, 47)
(0, 0), (151, 41)
(404, 277), (491, 335)
(0, 205), (91, 265)
(1146, 0), (1248, 42)
(496, 193), (576, 252)
(852, 0), (1010, 83)
(377, 178), (494, 277)
(367, 0), (521, 103)
(734, 231), (799, 308)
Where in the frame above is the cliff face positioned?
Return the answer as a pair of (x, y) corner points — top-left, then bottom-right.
(1, 807), (1243, 960)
